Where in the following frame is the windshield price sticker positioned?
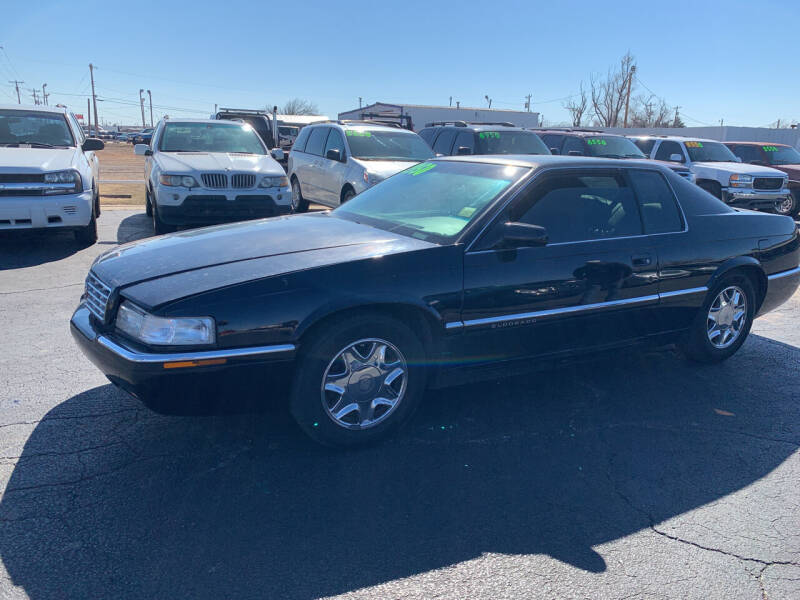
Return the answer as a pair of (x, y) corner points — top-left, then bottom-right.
(479, 132), (501, 139)
(587, 139), (607, 146)
(686, 141), (704, 148)
(346, 131), (372, 137)
(408, 162), (436, 176)
(763, 145), (779, 152)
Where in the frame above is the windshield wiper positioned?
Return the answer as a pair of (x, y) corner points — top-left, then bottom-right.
(14, 141), (59, 148)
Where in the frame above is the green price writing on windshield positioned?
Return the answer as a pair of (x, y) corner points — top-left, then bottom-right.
(408, 162), (436, 176)
(346, 131), (371, 137)
(763, 145), (779, 152)
(587, 139), (607, 146)
(479, 132), (501, 139)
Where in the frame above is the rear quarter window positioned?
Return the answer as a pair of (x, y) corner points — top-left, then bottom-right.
(292, 126), (312, 153)
(668, 171), (735, 216)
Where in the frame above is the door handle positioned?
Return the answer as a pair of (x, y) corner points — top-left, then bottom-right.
(632, 254), (652, 267)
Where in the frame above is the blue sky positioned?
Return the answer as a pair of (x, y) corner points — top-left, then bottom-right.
(2, 0), (798, 128)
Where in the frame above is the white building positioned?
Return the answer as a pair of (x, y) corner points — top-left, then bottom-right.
(603, 126), (800, 149)
(338, 102), (540, 132)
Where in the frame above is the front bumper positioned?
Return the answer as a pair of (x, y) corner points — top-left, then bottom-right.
(722, 187), (790, 210)
(70, 304), (296, 400)
(155, 185), (292, 225)
(758, 266), (800, 316)
(0, 190), (93, 230)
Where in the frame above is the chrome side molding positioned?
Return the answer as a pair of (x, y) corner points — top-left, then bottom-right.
(97, 336), (296, 363)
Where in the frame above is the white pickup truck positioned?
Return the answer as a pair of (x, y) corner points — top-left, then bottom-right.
(0, 104), (103, 244)
(630, 135), (790, 212)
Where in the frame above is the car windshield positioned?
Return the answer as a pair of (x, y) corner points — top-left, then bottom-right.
(0, 109), (75, 147)
(475, 131), (550, 155)
(334, 160), (527, 243)
(159, 122), (266, 154)
(685, 141), (737, 162)
(763, 145), (800, 165)
(345, 130), (434, 161)
(583, 136), (645, 159)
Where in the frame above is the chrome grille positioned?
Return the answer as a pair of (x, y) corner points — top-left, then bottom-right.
(84, 272), (112, 322)
(201, 173), (227, 189)
(753, 177), (783, 191)
(231, 174), (255, 189)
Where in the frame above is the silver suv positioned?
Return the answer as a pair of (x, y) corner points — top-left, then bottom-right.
(287, 121), (434, 211)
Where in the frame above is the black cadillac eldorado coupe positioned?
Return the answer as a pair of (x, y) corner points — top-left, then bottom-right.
(71, 155), (800, 446)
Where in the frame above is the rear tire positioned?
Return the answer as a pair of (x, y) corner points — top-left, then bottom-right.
(74, 213), (98, 246)
(290, 314), (427, 447)
(680, 273), (755, 363)
(291, 178), (309, 213)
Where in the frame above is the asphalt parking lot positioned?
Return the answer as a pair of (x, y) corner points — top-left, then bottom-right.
(0, 210), (799, 600)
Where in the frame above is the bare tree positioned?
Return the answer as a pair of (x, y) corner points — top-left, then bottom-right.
(630, 95), (673, 127)
(281, 98), (320, 115)
(589, 52), (636, 127)
(564, 84), (588, 127)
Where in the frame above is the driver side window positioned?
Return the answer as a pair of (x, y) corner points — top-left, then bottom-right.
(510, 171), (642, 244)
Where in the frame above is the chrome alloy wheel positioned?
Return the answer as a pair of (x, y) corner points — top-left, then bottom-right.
(707, 286), (747, 349)
(777, 195), (795, 215)
(321, 338), (408, 429)
(291, 180), (301, 211)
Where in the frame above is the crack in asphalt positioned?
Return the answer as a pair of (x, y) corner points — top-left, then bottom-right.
(0, 282), (83, 296)
(0, 407), (141, 430)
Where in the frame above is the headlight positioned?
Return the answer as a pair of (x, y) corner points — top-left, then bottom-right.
(729, 174), (753, 188)
(258, 175), (289, 188)
(43, 169), (82, 194)
(115, 301), (215, 346)
(159, 174), (198, 188)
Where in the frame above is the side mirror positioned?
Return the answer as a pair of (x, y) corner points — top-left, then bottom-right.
(134, 144), (151, 156)
(734, 156), (743, 163)
(456, 146), (472, 156)
(567, 150), (583, 156)
(549, 147), (560, 155)
(271, 148), (286, 161)
(669, 153), (684, 162)
(82, 138), (104, 151)
(325, 148), (342, 162)
(501, 222), (548, 248)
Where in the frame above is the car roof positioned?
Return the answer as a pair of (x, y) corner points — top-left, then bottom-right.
(0, 103), (69, 115)
(436, 154), (675, 172)
(535, 129), (622, 138)
(168, 118), (246, 125)
(627, 134), (720, 143)
(422, 123), (528, 132)
(305, 121), (416, 134)
(725, 141), (790, 147)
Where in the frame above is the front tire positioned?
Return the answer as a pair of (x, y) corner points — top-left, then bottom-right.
(74, 213), (98, 246)
(681, 274), (756, 363)
(699, 180), (722, 200)
(290, 314), (427, 447)
(775, 191), (799, 218)
(145, 187), (153, 217)
(291, 178), (309, 213)
(152, 201), (176, 235)
(341, 187), (356, 203)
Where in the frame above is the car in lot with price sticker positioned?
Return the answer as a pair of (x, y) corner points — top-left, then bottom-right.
(629, 135), (791, 212)
(538, 129), (696, 183)
(0, 103), (104, 244)
(724, 141), (800, 217)
(135, 118), (290, 233)
(71, 154), (800, 446)
(417, 121), (551, 157)
(287, 120), (434, 211)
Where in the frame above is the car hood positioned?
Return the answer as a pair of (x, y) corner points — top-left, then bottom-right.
(155, 152), (284, 175)
(351, 158), (420, 180)
(693, 161), (785, 176)
(0, 147), (81, 173)
(91, 212), (436, 295)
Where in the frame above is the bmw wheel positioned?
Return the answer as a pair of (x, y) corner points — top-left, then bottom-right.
(290, 313), (426, 447)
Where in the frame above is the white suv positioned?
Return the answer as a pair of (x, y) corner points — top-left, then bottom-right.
(630, 135), (790, 211)
(0, 104), (103, 244)
(287, 121), (434, 211)
(136, 119), (290, 234)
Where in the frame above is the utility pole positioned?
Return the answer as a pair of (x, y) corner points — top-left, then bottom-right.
(358, 97), (362, 108)
(147, 90), (153, 126)
(776, 119), (781, 129)
(449, 96), (452, 107)
(139, 89), (146, 127)
(623, 65), (636, 128)
(9, 80), (23, 103)
(87, 98), (91, 133)
(524, 93), (532, 112)
(42, 83), (48, 105)
(89, 64), (99, 136)
(485, 95), (492, 109)
(673, 105), (681, 127)
(31, 89), (39, 105)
